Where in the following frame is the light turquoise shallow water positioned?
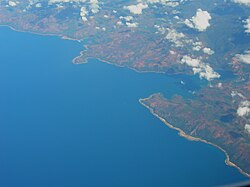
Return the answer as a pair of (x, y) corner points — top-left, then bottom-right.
(0, 27), (247, 187)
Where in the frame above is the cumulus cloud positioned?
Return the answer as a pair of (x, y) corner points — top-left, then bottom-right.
(80, 6), (88, 22)
(141, 0), (180, 7)
(89, 0), (100, 14)
(8, 1), (18, 6)
(120, 16), (134, 22)
(35, 3), (42, 8)
(203, 47), (214, 55)
(245, 124), (250, 134)
(49, 0), (87, 4)
(119, 16), (138, 28)
(231, 91), (245, 98)
(184, 9), (212, 32)
(181, 55), (200, 67)
(124, 0), (181, 15)
(180, 56), (220, 81)
(49, 0), (100, 14)
(165, 28), (185, 47)
(235, 51), (250, 64)
(126, 22), (138, 28)
(243, 17), (250, 33)
(233, 0), (250, 6)
(237, 100), (250, 117)
(124, 3), (148, 15)
(192, 41), (202, 51)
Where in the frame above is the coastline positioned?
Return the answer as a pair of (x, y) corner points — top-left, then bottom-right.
(139, 95), (250, 178)
(77, 56), (187, 76)
(0, 24), (81, 42)
(1, 24), (185, 76)
(83, 57), (166, 74)
(2, 23), (249, 178)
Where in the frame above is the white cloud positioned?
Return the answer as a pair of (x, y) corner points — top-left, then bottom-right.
(154, 25), (166, 34)
(165, 2), (179, 7)
(80, 6), (88, 22)
(192, 41), (203, 51)
(217, 82), (222, 88)
(192, 64), (220, 81)
(89, 0), (100, 14)
(243, 17), (250, 33)
(181, 55), (200, 67)
(140, 0), (180, 7)
(126, 22), (138, 28)
(203, 47), (214, 55)
(116, 21), (123, 26)
(184, 9), (212, 32)
(120, 16), (134, 22)
(49, 0), (100, 14)
(49, 0), (87, 4)
(233, 0), (250, 6)
(35, 3), (42, 8)
(166, 28), (185, 47)
(119, 16), (138, 28)
(245, 124), (250, 134)
(180, 56), (220, 81)
(231, 91), (245, 98)
(235, 51), (250, 64)
(8, 1), (18, 6)
(237, 101), (250, 117)
(124, 3), (148, 15)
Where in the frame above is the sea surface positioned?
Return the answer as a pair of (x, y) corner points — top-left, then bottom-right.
(0, 27), (247, 187)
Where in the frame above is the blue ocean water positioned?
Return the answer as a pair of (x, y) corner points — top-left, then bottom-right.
(0, 27), (247, 187)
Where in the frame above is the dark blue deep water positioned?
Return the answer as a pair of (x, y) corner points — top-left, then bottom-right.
(0, 27), (247, 187)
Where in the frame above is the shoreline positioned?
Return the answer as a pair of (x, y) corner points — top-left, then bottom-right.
(0, 24), (81, 43)
(76, 56), (187, 76)
(2, 23), (249, 178)
(139, 96), (250, 178)
(73, 53), (167, 75)
(1, 24), (185, 76)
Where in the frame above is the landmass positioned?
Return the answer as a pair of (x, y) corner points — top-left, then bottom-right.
(140, 93), (250, 177)
(0, 0), (250, 177)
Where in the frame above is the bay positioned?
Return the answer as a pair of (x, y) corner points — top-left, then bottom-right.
(0, 27), (247, 187)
